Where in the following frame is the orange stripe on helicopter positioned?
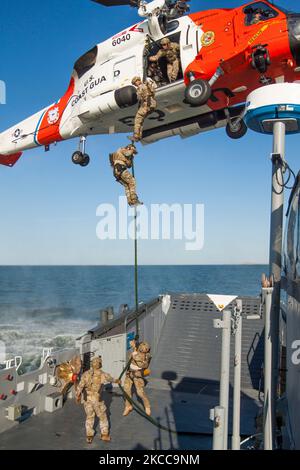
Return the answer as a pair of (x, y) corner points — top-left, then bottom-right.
(36, 77), (75, 146)
(129, 23), (144, 32)
(0, 152), (23, 167)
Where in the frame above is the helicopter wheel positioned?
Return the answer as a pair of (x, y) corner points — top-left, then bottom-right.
(72, 151), (85, 165)
(80, 154), (90, 167)
(226, 119), (248, 140)
(184, 79), (212, 106)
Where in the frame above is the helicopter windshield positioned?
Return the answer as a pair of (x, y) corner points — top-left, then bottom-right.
(73, 46), (98, 79)
(244, 2), (278, 26)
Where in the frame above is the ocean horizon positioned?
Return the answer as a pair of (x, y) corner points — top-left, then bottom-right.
(0, 264), (268, 370)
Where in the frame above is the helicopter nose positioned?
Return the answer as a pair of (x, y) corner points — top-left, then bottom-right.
(288, 14), (300, 66)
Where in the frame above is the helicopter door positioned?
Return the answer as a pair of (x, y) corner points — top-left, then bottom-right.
(146, 30), (183, 87)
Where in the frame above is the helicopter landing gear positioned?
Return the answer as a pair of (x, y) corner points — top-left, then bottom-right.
(251, 44), (272, 85)
(226, 119), (248, 139)
(185, 78), (212, 106)
(71, 152), (90, 166)
(224, 109), (248, 139)
(185, 67), (224, 106)
(72, 136), (90, 167)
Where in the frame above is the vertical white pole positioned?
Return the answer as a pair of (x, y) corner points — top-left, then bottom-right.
(212, 406), (225, 450)
(232, 303), (242, 450)
(263, 286), (274, 450)
(265, 121), (285, 449)
(219, 310), (231, 450)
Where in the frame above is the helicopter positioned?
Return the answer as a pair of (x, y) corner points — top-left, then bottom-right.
(1, 0), (300, 167)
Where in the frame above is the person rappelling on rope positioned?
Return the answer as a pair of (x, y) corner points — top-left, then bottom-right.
(109, 143), (143, 207)
(123, 339), (152, 417)
(128, 76), (157, 143)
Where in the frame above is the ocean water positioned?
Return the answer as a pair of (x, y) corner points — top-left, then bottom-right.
(0, 265), (267, 370)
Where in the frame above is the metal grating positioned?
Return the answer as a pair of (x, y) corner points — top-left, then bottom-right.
(151, 294), (264, 390)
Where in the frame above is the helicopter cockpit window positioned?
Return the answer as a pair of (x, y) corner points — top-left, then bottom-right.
(74, 46), (98, 79)
(244, 2), (278, 26)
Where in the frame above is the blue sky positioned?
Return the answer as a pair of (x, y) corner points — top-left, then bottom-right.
(0, 0), (298, 265)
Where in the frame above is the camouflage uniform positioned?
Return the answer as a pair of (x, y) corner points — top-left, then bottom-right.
(76, 357), (118, 442)
(123, 342), (151, 416)
(132, 77), (157, 142)
(110, 145), (141, 206)
(147, 62), (166, 87)
(150, 38), (181, 83)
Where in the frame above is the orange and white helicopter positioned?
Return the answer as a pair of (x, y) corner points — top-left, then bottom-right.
(1, 0), (300, 167)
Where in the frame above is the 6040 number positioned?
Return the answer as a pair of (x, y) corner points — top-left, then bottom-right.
(112, 34), (131, 46)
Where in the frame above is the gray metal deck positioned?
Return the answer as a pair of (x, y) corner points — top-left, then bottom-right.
(0, 381), (259, 450)
(0, 293), (263, 450)
(151, 294), (264, 390)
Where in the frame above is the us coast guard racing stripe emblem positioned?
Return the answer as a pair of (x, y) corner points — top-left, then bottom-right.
(47, 107), (60, 125)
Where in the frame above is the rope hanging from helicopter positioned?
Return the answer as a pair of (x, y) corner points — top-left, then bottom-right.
(131, 160), (140, 341)
(110, 161), (253, 442)
(112, 161), (213, 438)
(116, 354), (215, 437)
(117, 357), (251, 439)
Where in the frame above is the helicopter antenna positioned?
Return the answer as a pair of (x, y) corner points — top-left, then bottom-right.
(91, 0), (190, 19)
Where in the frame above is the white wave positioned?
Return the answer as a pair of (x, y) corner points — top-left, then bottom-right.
(0, 317), (97, 372)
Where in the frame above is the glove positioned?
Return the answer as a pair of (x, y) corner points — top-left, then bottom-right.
(76, 393), (81, 404)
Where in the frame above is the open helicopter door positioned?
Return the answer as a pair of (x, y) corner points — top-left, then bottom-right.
(180, 17), (203, 72)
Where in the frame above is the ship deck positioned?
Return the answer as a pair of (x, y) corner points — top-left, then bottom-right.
(0, 293), (264, 450)
(0, 378), (259, 450)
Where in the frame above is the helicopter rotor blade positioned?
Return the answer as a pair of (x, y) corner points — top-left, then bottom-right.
(91, 0), (139, 7)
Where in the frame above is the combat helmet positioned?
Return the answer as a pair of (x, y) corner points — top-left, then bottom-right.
(138, 342), (150, 353)
(126, 143), (138, 154)
(91, 356), (102, 368)
(161, 37), (171, 46)
(132, 76), (142, 85)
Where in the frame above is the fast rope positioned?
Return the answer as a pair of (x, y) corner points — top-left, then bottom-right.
(117, 358), (213, 438)
(116, 347), (248, 439)
(117, 161), (211, 437)
(125, 158), (250, 441)
(131, 159), (139, 341)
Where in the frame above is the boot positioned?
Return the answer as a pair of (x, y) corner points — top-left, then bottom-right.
(127, 135), (140, 143)
(130, 198), (143, 207)
(123, 406), (133, 416)
(86, 436), (93, 444)
(145, 407), (151, 416)
(100, 433), (111, 442)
